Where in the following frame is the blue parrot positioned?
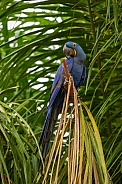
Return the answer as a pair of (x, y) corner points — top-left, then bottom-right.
(37, 41), (86, 170)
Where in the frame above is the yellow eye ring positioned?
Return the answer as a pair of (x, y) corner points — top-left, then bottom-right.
(73, 43), (76, 47)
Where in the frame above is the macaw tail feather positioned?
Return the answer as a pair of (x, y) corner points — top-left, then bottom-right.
(37, 104), (63, 171)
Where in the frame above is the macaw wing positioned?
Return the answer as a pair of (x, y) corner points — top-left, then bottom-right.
(48, 57), (74, 110)
(79, 65), (86, 87)
(51, 63), (64, 95)
(48, 76), (64, 112)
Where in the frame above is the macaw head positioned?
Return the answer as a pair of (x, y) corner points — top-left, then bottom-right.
(63, 41), (86, 62)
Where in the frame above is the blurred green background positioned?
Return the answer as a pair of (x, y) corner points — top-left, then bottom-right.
(0, 0), (121, 183)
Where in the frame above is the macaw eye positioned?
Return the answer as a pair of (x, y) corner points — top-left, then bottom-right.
(73, 43), (76, 47)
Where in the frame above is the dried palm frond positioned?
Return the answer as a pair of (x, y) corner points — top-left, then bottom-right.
(37, 60), (112, 184)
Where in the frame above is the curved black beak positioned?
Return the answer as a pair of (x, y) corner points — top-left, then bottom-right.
(63, 44), (76, 57)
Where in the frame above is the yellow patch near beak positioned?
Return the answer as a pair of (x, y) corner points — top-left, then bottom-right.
(74, 49), (76, 56)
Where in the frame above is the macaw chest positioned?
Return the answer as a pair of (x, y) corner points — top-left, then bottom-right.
(70, 62), (83, 88)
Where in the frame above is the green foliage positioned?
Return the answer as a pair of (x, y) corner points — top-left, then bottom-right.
(0, 0), (122, 183)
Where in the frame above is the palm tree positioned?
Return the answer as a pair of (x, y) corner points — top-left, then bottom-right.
(0, 0), (121, 183)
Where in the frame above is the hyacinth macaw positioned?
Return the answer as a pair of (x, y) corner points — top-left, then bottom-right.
(37, 41), (86, 169)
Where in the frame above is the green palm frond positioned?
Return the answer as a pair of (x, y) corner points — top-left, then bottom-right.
(0, 0), (121, 183)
